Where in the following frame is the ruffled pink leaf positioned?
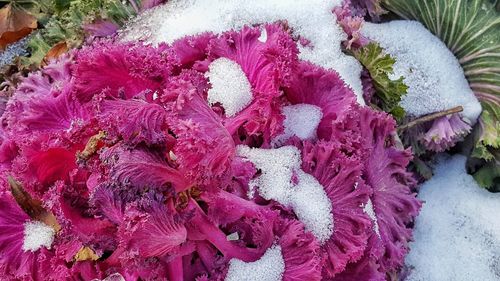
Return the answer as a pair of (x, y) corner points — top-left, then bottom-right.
(359, 108), (421, 271)
(140, 0), (166, 10)
(349, 0), (387, 21)
(28, 147), (78, 187)
(274, 219), (322, 281)
(73, 42), (171, 102)
(209, 23), (298, 94)
(334, 0), (370, 49)
(89, 184), (125, 225)
(224, 95), (285, 148)
(123, 203), (187, 258)
(185, 199), (264, 262)
(171, 33), (215, 71)
(101, 145), (189, 193)
(284, 62), (357, 140)
(333, 250), (385, 281)
(0, 193), (34, 279)
(299, 139), (371, 277)
(421, 113), (471, 152)
(165, 72), (235, 185)
(203, 191), (277, 254)
(2, 57), (80, 136)
(97, 98), (168, 146)
(83, 20), (120, 37)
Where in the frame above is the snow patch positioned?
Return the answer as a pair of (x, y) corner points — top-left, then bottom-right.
(238, 145), (301, 202)
(361, 21), (482, 123)
(206, 58), (253, 116)
(22, 220), (55, 252)
(363, 199), (380, 237)
(258, 27), (268, 43)
(226, 245), (285, 281)
(291, 171), (334, 242)
(272, 104), (323, 146)
(121, 0), (365, 104)
(405, 155), (500, 281)
(237, 145), (333, 242)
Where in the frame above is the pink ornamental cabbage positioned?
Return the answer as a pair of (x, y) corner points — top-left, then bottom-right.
(298, 138), (372, 277)
(0, 21), (420, 281)
(421, 113), (472, 152)
(0, 193), (52, 280)
(358, 108), (421, 273)
(83, 20), (120, 37)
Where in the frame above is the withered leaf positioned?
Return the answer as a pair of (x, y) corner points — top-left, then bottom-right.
(42, 41), (69, 66)
(0, 4), (37, 49)
(74, 246), (100, 261)
(8, 176), (61, 232)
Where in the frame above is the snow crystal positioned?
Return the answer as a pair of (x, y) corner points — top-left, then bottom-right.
(272, 104), (323, 146)
(361, 21), (482, 123)
(405, 155), (500, 281)
(121, 0), (365, 104)
(363, 199), (380, 237)
(206, 58), (253, 117)
(237, 145), (334, 242)
(226, 245), (285, 281)
(22, 220), (55, 252)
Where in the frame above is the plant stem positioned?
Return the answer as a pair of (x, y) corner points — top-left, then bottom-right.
(398, 106), (464, 131)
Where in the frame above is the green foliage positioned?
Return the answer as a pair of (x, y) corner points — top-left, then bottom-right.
(352, 42), (407, 121)
(382, 0), (500, 190)
(19, 32), (51, 66)
(15, 0), (137, 67)
(472, 161), (500, 191)
(472, 102), (499, 160)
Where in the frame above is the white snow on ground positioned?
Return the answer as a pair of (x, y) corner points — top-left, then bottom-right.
(121, 0), (365, 104)
(237, 145), (333, 242)
(361, 21), (482, 123)
(206, 58), (253, 117)
(226, 245), (285, 281)
(405, 155), (500, 281)
(22, 220), (55, 252)
(272, 104), (323, 146)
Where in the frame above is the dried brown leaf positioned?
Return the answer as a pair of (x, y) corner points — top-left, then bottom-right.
(0, 4), (37, 49)
(8, 176), (61, 232)
(42, 41), (69, 66)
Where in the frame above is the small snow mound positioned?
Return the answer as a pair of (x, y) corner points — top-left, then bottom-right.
(291, 171), (333, 242)
(121, 0), (365, 104)
(272, 104), (323, 146)
(237, 145), (334, 242)
(361, 21), (482, 123)
(237, 145), (301, 202)
(206, 58), (253, 116)
(22, 220), (55, 252)
(405, 155), (500, 281)
(226, 245), (285, 281)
